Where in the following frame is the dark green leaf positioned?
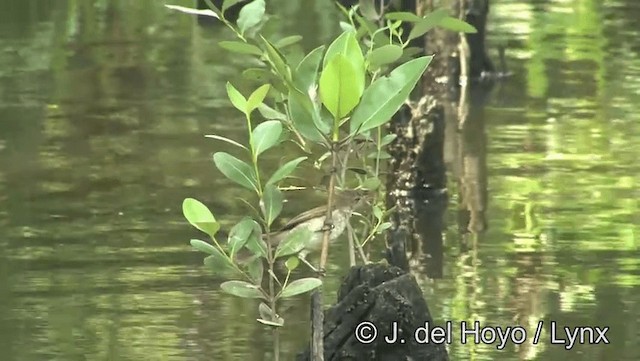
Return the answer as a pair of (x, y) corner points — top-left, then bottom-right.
(246, 84), (271, 113)
(439, 16), (478, 33)
(261, 36), (291, 83)
(258, 302), (276, 321)
(237, 0), (265, 35)
(165, 5), (220, 19)
(267, 156), (307, 185)
(361, 177), (381, 191)
(220, 280), (265, 299)
(203, 252), (237, 274)
(319, 54), (361, 119)
(219, 41), (262, 55)
(182, 198), (220, 236)
(247, 256), (264, 283)
(367, 44), (403, 69)
(213, 152), (258, 192)
(280, 278), (322, 298)
(350, 56), (432, 135)
(288, 90), (326, 142)
(226, 82), (247, 114)
(190, 239), (219, 255)
(275, 35), (303, 49)
(245, 226), (268, 258)
(294, 46), (325, 94)
(384, 11), (421, 22)
(274, 228), (312, 258)
(261, 184), (283, 226)
(252, 120), (282, 156)
(408, 8), (449, 40)
(204, 134), (248, 151)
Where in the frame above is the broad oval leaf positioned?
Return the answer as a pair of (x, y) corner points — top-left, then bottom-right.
(261, 184), (283, 226)
(408, 8), (449, 40)
(237, 0), (265, 35)
(204, 134), (248, 151)
(246, 84), (271, 113)
(280, 278), (322, 298)
(438, 16), (478, 33)
(182, 198), (220, 236)
(288, 90), (326, 142)
(275, 35), (303, 49)
(226, 82), (247, 113)
(219, 41), (262, 55)
(203, 253), (237, 275)
(252, 120), (282, 156)
(213, 152), (258, 192)
(247, 256), (264, 283)
(274, 228), (312, 258)
(165, 5), (220, 19)
(368, 44), (403, 69)
(285, 256), (300, 271)
(266, 156), (307, 185)
(349, 56), (433, 135)
(220, 280), (265, 299)
(361, 177), (381, 191)
(244, 224), (267, 258)
(319, 54), (362, 119)
(358, 0), (379, 20)
(322, 31), (365, 105)
(380, 133), (398, 146)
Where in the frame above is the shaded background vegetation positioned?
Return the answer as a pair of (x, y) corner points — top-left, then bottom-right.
(0, 0), (638, 360)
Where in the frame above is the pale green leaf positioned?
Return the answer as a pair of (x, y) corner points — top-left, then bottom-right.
(285, 256), (300, 271)
(220, 280), (265, 299)
(261, 184), (283, 226)
(237, 0), (265, 35)
(439, 16), (478, 33)
(218, 41), (262, 55)
(361, 177), (381, 191)
(294, 45), (325, 94)
(280, 278), (322, 298)
(275, 35), (303, 49)
(213, 152), (258, 192)
(226, 82), (247, 114)
(247, 256), (264, 283)
(258, 103), (287, 121)
(350, 56), (432, 135)
(182, 198), (220, 236)
(408, 8), (449, 40)
(261, 36), (291, 82)
(380, 134), (397, 146)
(385, 11), (421, 22)
(358, 0), (379, 20)
(288, 90), (326, 142)
(274, 228), (312, 258)
(204, 134), (248, 151)
(251, 120), (282, 156)
(368, 44), (403, 69)
(228, 217), (258, 258)
(319, 54), (361, 119)
(246, 84), (271, 113)
(165, 5), (220, 19)
(222, 0), (244, 12)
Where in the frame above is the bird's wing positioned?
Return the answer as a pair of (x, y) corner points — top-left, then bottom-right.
(278, 205), (326, 232)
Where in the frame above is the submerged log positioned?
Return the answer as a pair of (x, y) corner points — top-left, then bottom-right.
(297, 263), (448, 361)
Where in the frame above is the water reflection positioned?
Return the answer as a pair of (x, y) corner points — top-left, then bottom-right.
(1, 0), (639, 360)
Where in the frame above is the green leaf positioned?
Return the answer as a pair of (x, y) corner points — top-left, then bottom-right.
(220, 280), (265, 299)
(285, 256), (300, 271)
(222, 0), (244, 12)
(439, 16), (478, 33)
(257, 318), (284, 327)
(247, 256), (264, 283)
(361, 177), (381, 191)
(258, 103), (287, 121)
(367, 44), (403, 69)
(243, 68), (275, 83)
(266, 156), (307, 185)
(251, 120), (282, 156)
(280, 278), (322, 298)
(213, 152), (258, 192)
(226, 82), (247, 114)
(380, 133), (397, 146)
(368, 150), (391, 159)
(322, 31), (365, 101)
(190, 239), (219, 254)
(319, 54), (361, 119)
(373, 205), (384, 220)
(261, 36), (291, 83)
(218, 41), (262, 55)
(294, 46), (325, 94)
(258, 303), (282, 325)
(408, 8), (449, 40)
(237, 0), (265, 35)
(246, 84), (271, 113)
(204, 134), (248, 151)
(377, 222), (392, 233)
(245, 224), (267, 258)
(350, 56), (432, 135)
(229, 217), (258, 258)
(358, 0), (379, 20)
(275, 228), (313, 258)
(182, 198), (220, 237)
(203, 252), (237, 274)
(275, 35), (303, 48)
(165, 5), (220, 19)
(288, 90), (326, 142)
(385, 12), (421, 22)
(261, 184), (283, 226)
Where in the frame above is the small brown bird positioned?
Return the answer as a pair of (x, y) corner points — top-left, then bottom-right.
(239, 189), (370, 270)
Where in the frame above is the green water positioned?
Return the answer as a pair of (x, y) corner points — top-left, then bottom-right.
(0, 0), (638, 360)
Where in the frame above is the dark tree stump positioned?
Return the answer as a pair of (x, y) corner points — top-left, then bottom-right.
(297, 263), (448, 361)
